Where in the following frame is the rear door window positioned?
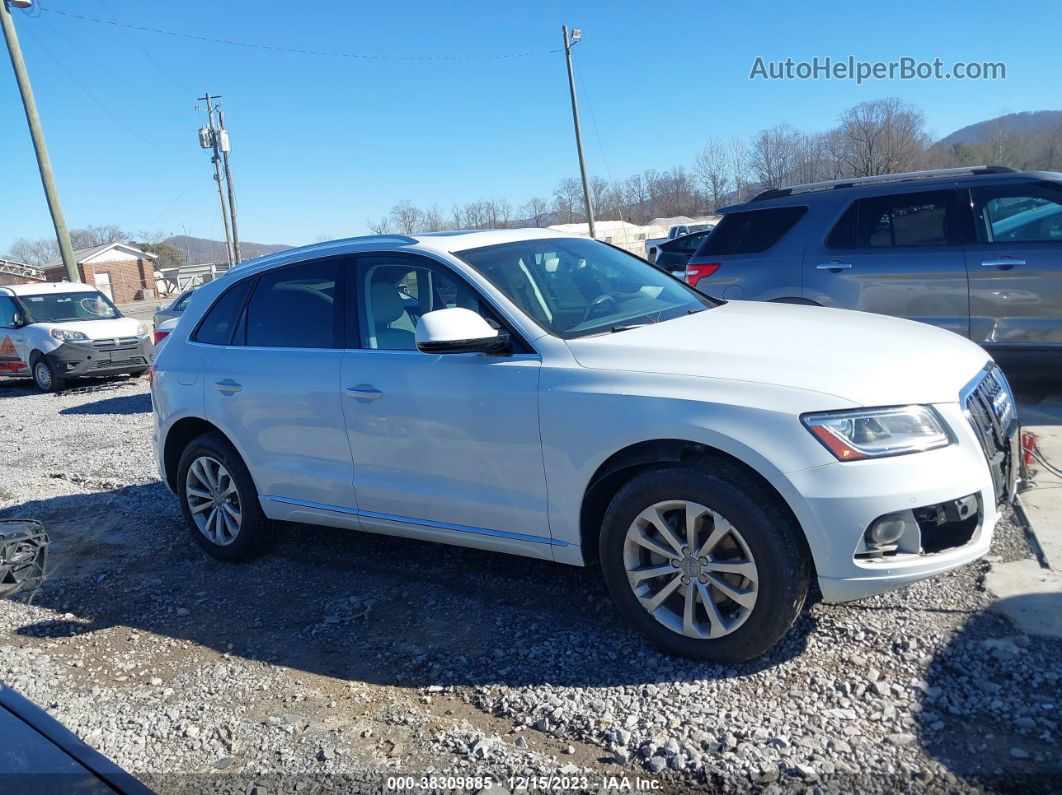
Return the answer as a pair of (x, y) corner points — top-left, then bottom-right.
(245, 259), (340, 348)
(700, 207), (806, 255)
(827, 190), (955, 249)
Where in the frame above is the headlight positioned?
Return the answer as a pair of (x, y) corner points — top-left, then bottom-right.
(802, 405), (951, 461)
(136, 323), (149, 337)
(50, 329), (88, 342)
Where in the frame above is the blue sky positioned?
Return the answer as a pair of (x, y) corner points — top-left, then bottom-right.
(1, 0), (1059, 251)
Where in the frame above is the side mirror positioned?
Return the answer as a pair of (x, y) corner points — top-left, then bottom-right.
(415, 307), (510, 355)
(11, 313), (25, 328)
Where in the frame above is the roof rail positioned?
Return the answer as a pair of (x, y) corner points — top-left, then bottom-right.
(749, 165), (1017, 203)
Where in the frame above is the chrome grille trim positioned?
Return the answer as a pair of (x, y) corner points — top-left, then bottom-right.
(960, 363), (1018, 506)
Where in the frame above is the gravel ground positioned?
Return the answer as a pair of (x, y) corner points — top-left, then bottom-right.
(1, 376), (1060, 794)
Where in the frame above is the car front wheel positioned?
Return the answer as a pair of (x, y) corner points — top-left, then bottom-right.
(600, 465), (810, 663)
(32, 355), (64, 393)
(176, 433), (272, 561)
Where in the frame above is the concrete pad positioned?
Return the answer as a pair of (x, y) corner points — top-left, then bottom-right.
(984, 558), (1062, 638)
(1020, 417), (1062, 571)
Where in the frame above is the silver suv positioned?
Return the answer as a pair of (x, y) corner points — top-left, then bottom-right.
(687, 166), (1062, 367)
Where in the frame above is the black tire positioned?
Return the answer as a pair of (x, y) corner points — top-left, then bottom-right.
(176, 432), (273, 561)
(127, 367), (149, 378)
(31, 354), (64, 393)
(599, 464), (810, 663)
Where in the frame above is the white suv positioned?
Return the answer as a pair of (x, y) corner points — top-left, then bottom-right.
(151, 229), (1018, 662)
(0, 282), (153, 392)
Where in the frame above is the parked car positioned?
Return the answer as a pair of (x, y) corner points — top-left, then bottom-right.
(152, 316), (180, 348)
(0, 283), (153, 392)
(685, 166), (1062, 366)
(153, 229), (1017, 662)
(153, 288), (195, 329)
(652, 229), (714, 276)
(646, 222), (715, 262)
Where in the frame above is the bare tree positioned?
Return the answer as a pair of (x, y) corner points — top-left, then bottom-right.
(748, 124), (803, 190)
(421, 204), (446, 232)
(367, 217), (392, 235)
(388, 201), (421, 235)
(694, 137), (731, 209)
(69, 224), (127, 249)
(523, 197), (551, 227)
(832, 98), (929, 177)
(8, 237), (58, 267)
(588, 176), (611, 220)
(552, 178), (583, 224)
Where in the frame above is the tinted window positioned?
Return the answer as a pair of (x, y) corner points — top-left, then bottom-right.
(175, 291), (194, 311)
(356, 256), (496, 351)
(246, 260), (338, 348)
(971, 181), (1062, 243)
(0, 296), (18, 327)
(700, 207), (806, 255)
(193, 279), (252, 345)
(457, 237), (711, 339)
(828, 190), (953, 249)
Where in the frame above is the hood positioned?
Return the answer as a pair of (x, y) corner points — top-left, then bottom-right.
(565, 300), (990, 406)
(33, 317), (143, 340)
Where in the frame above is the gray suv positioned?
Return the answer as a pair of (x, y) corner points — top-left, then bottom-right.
(687, 166), (1062, 366)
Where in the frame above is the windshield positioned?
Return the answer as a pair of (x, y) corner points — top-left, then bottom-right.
(456, 237), (714, 338)
(19, 291), (122, 323)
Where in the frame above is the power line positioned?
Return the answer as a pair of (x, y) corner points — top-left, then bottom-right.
(18, 21), (154, 146)
(96, 0), (194, 94)
(36, 5), (561, 62)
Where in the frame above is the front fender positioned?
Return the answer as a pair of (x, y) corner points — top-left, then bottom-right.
(539, 368), (853, 563)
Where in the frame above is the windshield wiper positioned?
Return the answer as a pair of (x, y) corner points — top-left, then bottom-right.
(609, 323), (648, 333)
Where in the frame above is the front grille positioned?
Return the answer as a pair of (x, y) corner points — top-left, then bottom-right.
(962, 365), (1018, 506)
(93, 337), (138, 352)
(89, 356), (145, 371)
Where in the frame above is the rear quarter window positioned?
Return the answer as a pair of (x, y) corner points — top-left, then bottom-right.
(193, 279), (252, 345)
(700, 206), (807, 255)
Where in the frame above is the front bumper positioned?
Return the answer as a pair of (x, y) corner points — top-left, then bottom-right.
(46, 338), (154, 378)
(787, 401), (1006, 603)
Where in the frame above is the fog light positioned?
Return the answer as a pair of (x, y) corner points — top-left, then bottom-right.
(867, 514), (906, 546)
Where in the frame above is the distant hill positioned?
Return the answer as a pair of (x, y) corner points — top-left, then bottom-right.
(164, 235), (291, 265)
(938, 110), (1062, 147)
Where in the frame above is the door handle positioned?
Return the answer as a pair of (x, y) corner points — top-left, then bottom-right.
(345, 385), (383, 401)
(214, 379), (242, 395)
(981, 258), (1024, 269)
(816, 262), (853, 272)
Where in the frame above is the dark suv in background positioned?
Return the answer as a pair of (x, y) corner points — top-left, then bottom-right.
(687, 166), (1062, 366)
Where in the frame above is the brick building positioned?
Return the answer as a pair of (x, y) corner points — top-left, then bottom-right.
(43, 243), (158, 304)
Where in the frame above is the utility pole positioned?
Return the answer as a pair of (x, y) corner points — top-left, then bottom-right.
(1, 0), (79, 282)
(216, 109), (241, 263)
(561, 24), (595, 240)
(197, 92), (234, 266)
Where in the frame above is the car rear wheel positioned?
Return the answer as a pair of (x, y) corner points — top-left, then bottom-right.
(177, 433), (272, 561)
(600, 465), (810, 663)
(31, 356), (64, 393)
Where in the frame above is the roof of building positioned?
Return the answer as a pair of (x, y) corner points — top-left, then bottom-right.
(1, 281), (112, 296)
(44, 242), (157, 269)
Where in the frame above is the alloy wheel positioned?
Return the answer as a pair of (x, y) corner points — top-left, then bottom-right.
(185, 455), (242, 546)
(623, 499), (758, 639)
